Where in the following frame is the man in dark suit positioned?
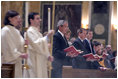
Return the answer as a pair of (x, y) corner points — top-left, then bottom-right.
(83, 29), (96, 69)
(51, 20), (70, 78)
(84, 29), (95, 54)
(72, 28), (89, 69)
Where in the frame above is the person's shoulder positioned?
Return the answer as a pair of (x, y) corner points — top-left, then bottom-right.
(27, 26), (35, 33)
(27, 26), (32, 31)
(83, 39), (87, 42)
(54, 32), (60, 37)
(73, 38), (83, 46)
(75, 38), (81, 42)
(72, 38), (78, 44)
(2, 25), (10, 33)
(83, 39), (88, 43)
(53, 32), (62, 40)
(1, 25), (12, 37)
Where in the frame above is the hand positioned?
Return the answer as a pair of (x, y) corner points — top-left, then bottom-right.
(102, 53), (108, 59)
(20, 53), (28, 59)
(66, 52), (78, 58)
(47, 30), (54, 38)
(48, 56), (53, 62)
(86, 58), (97, 62)
(70, 53), (78, 58)
(77, 50), (83, 54)
(25, 40), (29, 45)
(94, 54), (99, 57)
(99, 67), (107, 71)
(86, 58), (92, 61)
(48, 43), (51, 49)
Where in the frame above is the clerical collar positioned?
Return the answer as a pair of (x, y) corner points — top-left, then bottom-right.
(8, 23), (14, 27)
(58, 30), (64, 37)
(78, 37), (84, 42)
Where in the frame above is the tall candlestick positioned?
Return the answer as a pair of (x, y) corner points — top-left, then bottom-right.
(48, 1), (55, 78)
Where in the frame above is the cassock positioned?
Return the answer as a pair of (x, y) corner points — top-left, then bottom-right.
(26, 26), (50, 78)
(1, 25), (24, 78)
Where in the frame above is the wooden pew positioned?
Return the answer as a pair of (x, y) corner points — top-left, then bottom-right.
(1, 64), (15, 78)
(62, 66), (117, 78)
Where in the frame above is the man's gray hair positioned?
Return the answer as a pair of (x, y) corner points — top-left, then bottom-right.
(57, 20), (68, 27)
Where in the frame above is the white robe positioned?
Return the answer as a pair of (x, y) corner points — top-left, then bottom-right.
(1, 25), (24, 78)
(26, 26), (50, 78)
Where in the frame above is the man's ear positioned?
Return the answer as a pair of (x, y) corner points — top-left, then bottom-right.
(8, 17), (12, 22)
(78, 33), (80, 37)
(58, 26), (61, 30)
(30, 19), (33, 23)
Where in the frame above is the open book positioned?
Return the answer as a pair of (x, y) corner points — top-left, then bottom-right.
(64, 46), (83, 55)
(83, 53), (101, 61)
(102, 53), (108, 58)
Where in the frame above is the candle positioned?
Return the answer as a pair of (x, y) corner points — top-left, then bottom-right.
(25, 1), (29, 28)
(48, 8), (51, 32)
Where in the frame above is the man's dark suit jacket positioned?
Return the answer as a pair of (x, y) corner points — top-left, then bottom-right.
(72, 38), (89, 69)
(84, 39), (95, 54)
(51, 32), (69, 78)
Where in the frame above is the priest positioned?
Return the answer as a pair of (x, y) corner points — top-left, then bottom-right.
(1, 10), (28, 78)
(26, 12), (54, 78)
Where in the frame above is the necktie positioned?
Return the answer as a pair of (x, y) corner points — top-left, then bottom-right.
(89, 41), (93, 53)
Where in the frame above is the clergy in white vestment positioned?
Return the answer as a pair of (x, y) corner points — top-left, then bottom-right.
(1, 10), (28, 78)
(26, 12), (54, 78)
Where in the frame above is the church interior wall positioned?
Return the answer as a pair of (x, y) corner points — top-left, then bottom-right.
(1, 1), (117, 51)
